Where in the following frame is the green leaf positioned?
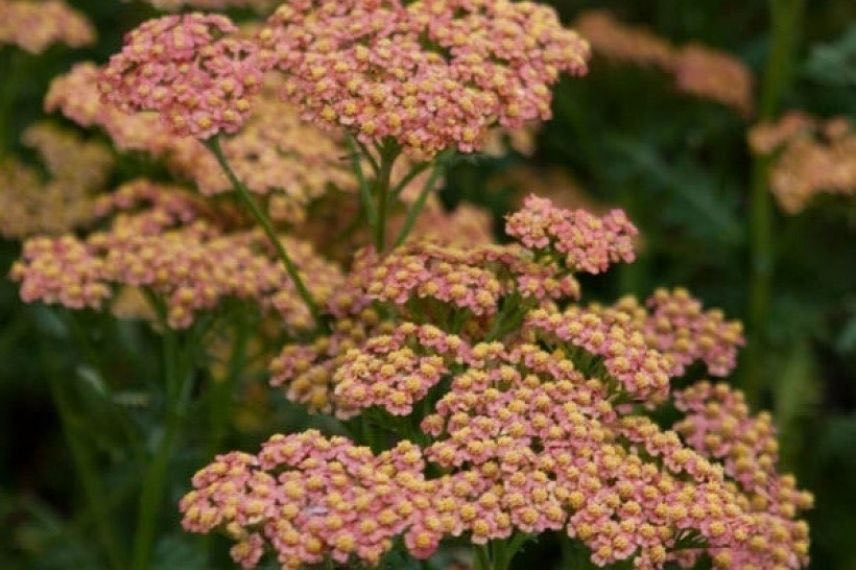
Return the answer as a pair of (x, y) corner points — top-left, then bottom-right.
(804, 25), (856, 87)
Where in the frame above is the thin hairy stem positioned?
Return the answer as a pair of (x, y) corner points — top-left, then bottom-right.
(373, 139), (402, 252)
(204, 136), (324, 330)
(346, 135), (379, 237)
(393, 150), (454, 248)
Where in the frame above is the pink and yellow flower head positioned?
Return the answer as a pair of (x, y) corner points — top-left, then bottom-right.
(100, 14), (269, 138)
(259, 0), (590, 155)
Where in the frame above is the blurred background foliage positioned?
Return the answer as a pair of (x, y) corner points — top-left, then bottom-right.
(0, 0), (854, 568)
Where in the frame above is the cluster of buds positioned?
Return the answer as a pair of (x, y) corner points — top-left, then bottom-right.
(332, 322), (468, 419)
(0, 0), (94, 54)
(100, 14), (269, 138)
(576, 10), (754, 116)
(335, 239), (583, 322)
(259, 0), (589, 155)
(0, 123), (113, 238)
(11, 180), (342, 330)
(748, 112), (856, 213)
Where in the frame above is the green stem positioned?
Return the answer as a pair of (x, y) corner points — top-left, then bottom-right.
(355, 138), (380, 175)
(393, 151), (453, 248)
(204, 137), (324, 330)
(130, 327), (194, 570)
(346, 135), (378, 235)
(209, 313), (250, 456)
(391, 161), (430, 200)
(47, 372), (126, 570)
(745, 0), (805, 405)
(373, 140), (401, 252)
(474, 545), (492, 570)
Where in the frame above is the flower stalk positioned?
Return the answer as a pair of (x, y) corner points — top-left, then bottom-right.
(204, 136), (324, 331)
(131, 323), (194, 570)
(373, 139), (402, 252)
(745, 0), (806, 404)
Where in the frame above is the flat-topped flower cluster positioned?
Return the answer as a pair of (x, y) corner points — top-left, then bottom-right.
(10, 179), (342, 329)
(99, 0), (590, 155)
(182, 196), (810, 569)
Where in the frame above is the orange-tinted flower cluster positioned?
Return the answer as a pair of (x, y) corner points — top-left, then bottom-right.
(11, 180), (342, 329)
(576, 10), (754, 115)
(185, 356), (811, 569)
(672, 44), (754, 117)
(592, 289), (745, 378)
(166, 80), (358, 223)
(46, 62), (173, 153)
(269, 308), (387, 413)
(181, 432), (432, 569)
(259, 0), (589, 155)
(100, 14), (269, 138)
(506, 194), (637, 274)
(340, 241), (580, 319)
(748, 112), (856, 213)
(574, 9), (674, 69)
(180, 195), (810, 568)
(0, 123), (113, 238)
(333, 322), (466, 419)
(0, 0), (94, 54)
(48, 63), (362, 224)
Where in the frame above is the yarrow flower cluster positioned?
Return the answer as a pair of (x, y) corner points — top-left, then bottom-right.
(506, 194), (637, 274)
(9, 3), (817, 567)
(270, 198), (738, 416)
(11, 180), (342, 329)
(580, 289), (745, 379)
(184, 352), (811, 570)
(46, 62), (174, 153)
(0, 0), (94, 54)
(258, 0), (590, 155)
(177, 196), (809, 570)
(340, 241), (581, 320)
(49, 64), (363, 224)
(166, 77), (359, 223)
(576, 10), (754, 116)
(180, 432), (433, 568)
(574, 9), (674, 69)
(0, 123), (113, 238)
(748, 111), (856, 213)
(100, 14), (269, 138)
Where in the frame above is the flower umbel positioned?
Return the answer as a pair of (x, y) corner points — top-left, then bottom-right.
(100, 14), (269, 138)
(259, 0), (590, 155)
